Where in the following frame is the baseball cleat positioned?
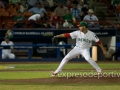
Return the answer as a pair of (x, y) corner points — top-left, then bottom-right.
(51, 72), (58, 77)
(98, 71), (102, 75)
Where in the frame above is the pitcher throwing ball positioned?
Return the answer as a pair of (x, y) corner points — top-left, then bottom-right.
(52, 21), (107, 76)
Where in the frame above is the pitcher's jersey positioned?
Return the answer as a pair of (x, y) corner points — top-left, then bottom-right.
(1, 41), (14, 54)
(70, 30), (99, 49)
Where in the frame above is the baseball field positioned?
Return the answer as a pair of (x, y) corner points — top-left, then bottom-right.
(0, 61), (120, 90)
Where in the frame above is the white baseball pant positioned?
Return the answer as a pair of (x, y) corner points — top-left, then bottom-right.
(2, 53), (15, 59)
(54, 46), (102, 73)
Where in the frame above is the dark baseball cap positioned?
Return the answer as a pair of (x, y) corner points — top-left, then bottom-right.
(4, 36), (10, 39)
(77, 21), (88, 27)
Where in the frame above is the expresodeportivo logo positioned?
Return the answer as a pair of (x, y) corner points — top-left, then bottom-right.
(51, 71), (120, 79)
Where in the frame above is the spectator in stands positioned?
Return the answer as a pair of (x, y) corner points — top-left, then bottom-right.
(62, 9), (76, 28)
(42, 0), (50, 11)
(77, 0), (85, 11)
(28, 3), (47, 14)
(107, 3), (115, 17)
(70, 4), (81, 20)
(0, 0), (4, 8)
(54, 3), (67, 16)
(28, 13), (43, 28)
(86, 0), (94, 9)
(9, 0), (20, 4)
(27, 0), (43, 10)
(50, 12), (62, 28)
(50, 1), (58, 12)
(66, 0), (73, 10)
(103, 45), (115, 60)
(17, 2), (25, 13)
(39, 12), (50, 28)
(81, 2), (90, 20)
(13, 11), (26, 28)
(83, 9), (100, 28)
(1, 36), (15, 59)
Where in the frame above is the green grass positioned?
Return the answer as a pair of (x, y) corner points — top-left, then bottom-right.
(1, 62), (120, 70)
(0, 62), (120, 90)
(0, 71), (120, 80)
(0, 71), (50, 79)
(0, 62), (120, 80)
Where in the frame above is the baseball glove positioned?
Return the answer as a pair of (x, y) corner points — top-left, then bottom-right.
(52, 36), (58, 46)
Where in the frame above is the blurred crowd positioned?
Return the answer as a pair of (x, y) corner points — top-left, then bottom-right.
(0, 0), (119, 29)
(103, 0), (120, 17)
(104, 0), (120, 28)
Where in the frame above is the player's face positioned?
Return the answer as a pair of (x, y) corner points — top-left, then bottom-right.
(79, 26), (85, 32)
(5, 38), (9, 42)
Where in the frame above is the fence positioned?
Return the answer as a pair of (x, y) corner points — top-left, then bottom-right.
(0, 44), (82, 62)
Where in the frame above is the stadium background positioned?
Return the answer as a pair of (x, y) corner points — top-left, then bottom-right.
(0, 0), (120, 61)
(0, 0), (120, 90)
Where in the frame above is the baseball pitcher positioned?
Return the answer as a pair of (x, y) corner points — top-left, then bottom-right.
(52, 21), (107, 76)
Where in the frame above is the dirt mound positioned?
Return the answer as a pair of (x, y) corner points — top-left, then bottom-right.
(0, 75), (119, 85)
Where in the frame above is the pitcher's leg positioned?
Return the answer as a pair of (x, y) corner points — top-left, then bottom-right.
(81, 49), (102, 72)
(54, 47), (80, 74)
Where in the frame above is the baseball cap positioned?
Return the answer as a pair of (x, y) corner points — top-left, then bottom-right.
(77, 21), (88, 27)
(4, 36), (10, 39)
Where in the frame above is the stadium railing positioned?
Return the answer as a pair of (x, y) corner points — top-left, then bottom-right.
(0, 19), (118, 29)
(0, 44), (75, 60)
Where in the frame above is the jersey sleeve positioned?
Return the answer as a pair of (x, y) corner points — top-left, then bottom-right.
(70, 31), (78, 39)
(1, 41), (4, 45)
(92, 33), (99, 42)
(11, 41), (14, 45)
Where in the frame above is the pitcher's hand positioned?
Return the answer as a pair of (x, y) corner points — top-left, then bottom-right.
(103, 49), (107, 55)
